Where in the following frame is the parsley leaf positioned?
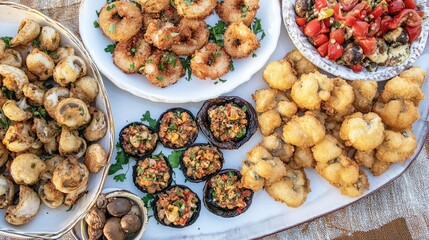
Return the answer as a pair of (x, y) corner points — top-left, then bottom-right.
(116, 151), (129, 165)
(141, 111), (157, 129)
(208, 20), (227, 47)
(32, 108), (48, 119)
(93, 21), (99, 28)
(66, 205), (74, 212)
(113, 173), (126, 182)
(104, 43), (116, 53)
(219, 78), (227, 83)
(142, 194), (155, 209)
(168, 150), (182, 168)
(2, 87), (14, 100)
(0, 37), (12, 49)
(0, 109), (11, 130)
(252, 53), (257, 58)
(180, 56), (192, 81)
(106, 3), (116, 11)
(32, 38), (41, 47)
(251, 17), (265, 41)
(229, 61), (235, 71)
(108, 162), (123, 175)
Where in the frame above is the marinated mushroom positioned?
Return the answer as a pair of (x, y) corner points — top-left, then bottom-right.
(2, 99), (31, 122)
(52, 157), (89, 193)
(53, 55), (87, 86)
(0, 39), (5, 56)
(103, 217), (125, 240)
(26, 48), (55, 80)
(83, 108), (107, 142)
(0, 49), (23, 68)
(5, 185), (40, 225)
(107, 198), (132, 217)
(23, 83), (46, 105)
(58, 127), (87, 158)
(128, 205), (141, 216)
(120, 214), (142, 233)
(10, 153), (46, 185)
(70, 76), (100, 103)
(64, 179), (88, 208)
(33, 118), (60, 144)
(40, 155), (65, 181)
(55, 98), (91, 129)
(0, 64), (29, 94)
(95, 193), (108, 209)
(3, 122), (37, 152)
(0, 142), (8, 168)
(38, 180), (65, 208)
(85, 207), (106, 230)
(342, 43), (363, 67)
(84, 143), (107, 173)
(49, 45), (75, 64)
(10, 19), (40, 47)
(88, 227), (103, 240)
(39, 26), (61, 51)
(0, 175), (15, 209)
(43, 86), (70, 118)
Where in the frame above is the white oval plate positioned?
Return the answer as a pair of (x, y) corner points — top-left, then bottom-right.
(79, 0), (281, 103)
(282, 0), (429, 81)
(0, 2), (114, 239)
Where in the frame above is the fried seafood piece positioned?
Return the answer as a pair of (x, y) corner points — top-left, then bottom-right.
(265, 168), (310, 208)
(252, 88), (298, 119)
(240, 162), (264, 191)
(375, 129), (417, 163)
(373, 99), (419, 130)
(311, 135), (344, 164)
(171, 19), (209, 56)
(142, 51), (184, 88)
(174, 0), (217, 19)
(99, 2), (143, 42)
(260, 133), (294, 163)
(289, 147), (315, 169)
(349, 80), (378, 113)
(143, 6), (182, 29)
(284, 50), (318, 78)
(322, 78), (354, 116)
(282, 112), (326, 148)
(257, 110), (282, 136)
(262, 60), (297, 91)
(399, 66), (427, 84)
(144, 20), (181, 50)
(380, 75), (424, 106)
(113, 32), (151, 74)
(224, 22), (260, 59)
(339, 112), (385, 151)
(339, 169), (369, 197)
(354, 150), (392, 176)
(291, 72), (334, 110)
(190, 43), (230, 80)
(138, 0), (170, 13)
(217, 0), (259, 26)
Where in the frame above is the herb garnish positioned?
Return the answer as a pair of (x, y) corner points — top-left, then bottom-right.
(168, 150), (182, 168)
(106, 3), (116, 11)
(251, 17), (265, 41)
(108, 143), (130, 182)
(142, 194), (155, 209)
(141, 111), (157, 129)
(104, 43), (116, 53)
(208, 20), (227, 47)
(0, 37), (12, 49)
(180, 56), (192, 81)
(93, 21), (99, 28)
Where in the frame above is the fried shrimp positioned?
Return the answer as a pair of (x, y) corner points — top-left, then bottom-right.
(282, 112), (326, 148)
(144, 20), (181, 50)
(380, 76), (424, 105)
(349, 80), (378, 113)
(174, 0), (217, 19)
(138, 0), (170, 13)
(190, 43), (230, 80)
(142, 50), (184, 87)
(284, 50), (318, 78)
(262, 60), (297, 91)
(224, 22), (260, 59)
(373, 99), (419, 130)
(216, 0), (259, 26)
(323, 78), (354, 116)
(375, 129), (417, 163)
(339, 112), (385, 151)
(265, 168), (310, 208)
(171, 19), (209, 56)
(291, 72), (334, 110)
(113, 32), (152, 74)
(99, 2), (143, 42)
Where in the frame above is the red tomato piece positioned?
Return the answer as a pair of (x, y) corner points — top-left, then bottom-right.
(404, 0), (416, 9)
(334, 3), (356, 26)
(353, 21), (369, 37)
(372, 2), (388, 18)
(319, 21), (330, 34)
(376, 15), (392, 37)
(328, 42), (344, 60)
(304, 19), (322, 37)
(405, 25), (422, 43)
(388, 0), (405, 14)
(323, 18), (332, 27)
(368, 17), (381, 37)
(359, 37), (377, 55)
(296, 17), (307, 27)
(350, 64), (364, 72)
(388, 9), (423, 29)
(317, 42), (329, 57)
(315, 0), (328, 11)
(340, 0), (359, 12)
(313, 34), (329, 46)
(330, 28), (345, 44)
(349, 2), (371, 19)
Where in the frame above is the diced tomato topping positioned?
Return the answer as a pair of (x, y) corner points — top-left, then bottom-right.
(323, 18), (332, 27)
(304, 19), (322, 37)
(340, 0), (359, 12)
(317, 42), (329, 57)
(388, 9), (423, 29)
(359, 37), (377, 55)
(372, 2), (388, 18)
(352, 21), (369, 37)
(296, 17), (307, 27)
(319, 21), (330, 34)
(350, 64), (364, 72)
(368, 17), (381, 37)
(313, 34), (329, 46)
(405, 25), (422, 43)
(315, 0), (328, 11)
(349, 2), (371, 19)
(327, 42), (343, 60)
(388, 0), (405, 14)
(404, 0), (416, 9)
(330, 28), (345, 44)
(334, 3), (356, 26)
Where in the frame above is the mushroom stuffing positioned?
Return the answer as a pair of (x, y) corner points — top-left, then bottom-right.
(0, 19), (109, 225)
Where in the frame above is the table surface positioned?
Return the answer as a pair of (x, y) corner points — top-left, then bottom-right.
(0, 0), (429, 239)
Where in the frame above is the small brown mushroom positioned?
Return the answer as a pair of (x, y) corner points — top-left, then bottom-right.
(95, 193), (108, 209)
(85, 207), (106, 230)
(84, 143), (107, 173)
(128, 205), (141, 217)
(83, 108), (108, 142)
(107, 198), (132, 217)
(120, 214), (142, 233)
(103, 217), (125, 240)
(87, 226), (103, 240)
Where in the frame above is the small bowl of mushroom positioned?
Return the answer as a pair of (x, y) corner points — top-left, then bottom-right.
(81, 190), (149, 240)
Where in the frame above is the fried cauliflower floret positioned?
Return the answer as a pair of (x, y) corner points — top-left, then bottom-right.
(282, 112), (326, 148)
(349, 80), (378, 113)
(291, 72), (334, 110)
(354, 150), (392, 176)
(311, 135), (344, 163)
(380, 76), (424, 105)
(262, 60), (297, 91)
(371, 158), (392, 176)
(277, 99), (298, 119)
(399, 66), (426, 85)
(261, 133), (294, 163)
(290, 147), (315, 169)
(284, 50), (318, 77)
(252, 88), (278, 113)
(375, 129), (417, 163)
(265, 168), (310, 208)
(315, 155), (359, 187)
(323, 78), (354, 115)
(339, 170), (369, 197)
(373, 99), (419, 130)
(245, 145), (287, 185)
(258, 110), (282, 136)
(240, 162), (265, 191)
(339, 112), (385, 151)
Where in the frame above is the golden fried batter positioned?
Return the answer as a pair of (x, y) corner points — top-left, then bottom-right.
(375, 129), (417, 163)
(290, 147), (315, 169)
(291, 72), (334, 110)
(252, 89), (297, 119)
(380, 76), (424, 105)
(354, 150), (392, 176)
(315, 155), (359, 187)
(373, 99), (419, 130)
(349, 80), (378, 113)
(311, 135), (344, 163)
(258, 110), (282, 136)
(245, 145), (287, 185)
(262, 60), (297, 91)
(323, 78), (354, 115)
(282, 112), (326, 148)
(261, 133), (294, 163)
(399, 66), (427, 85)
(284, 50), (318, 78)
(339, 170), (369, 197)
(240, 162), (264, 191)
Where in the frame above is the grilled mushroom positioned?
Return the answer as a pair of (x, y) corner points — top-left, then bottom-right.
(107, 198), (132, 217)
(85, 207), (106, 230)
(53, 55), (87, 86)
(70, 76), (100, 103)
(84, 143), (107, 173)
(10, 19), (40, 47)
(5, 185), (40, 225)
(49, 45), (75, 64)
(83, 108), (107, 142)
(33, 118), (60, 144)
(55, 98), (91, 129)
(43, 86), (70, 118)
(0, 142), (8, 168)
(0, 175), (15, 209)
(3, 122), (37, 153)
(39, 26), (61, 51)
(0, 64), (29, 95)
(58, 127), (87, 158)
(0, 49), (23, 68)
(64, 179), (88, 208)
(103, 217), (125, 240)
(40, 155), (65, 181)
(10, 153), (46, 185)
(2, 99), (32, 122)
(26, 48), (55, 80)
(38, 180), (64, 208)
(23, 83), (46, 106)
(52, 157), (89, 193)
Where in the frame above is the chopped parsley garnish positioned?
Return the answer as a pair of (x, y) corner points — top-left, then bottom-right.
(104, 43), (116, 53)
(229, 61), (235, 71)
(141, 110), (157, 129)
(2, 87), (14, 100)
(208, 20), (227, 47)
(160, 53), (177, 71)
(333, 20), (342, 28)
(219, 78), (227, 83)
(156, 75), (164, 81)
(241, 105), (248, 111)
(184, 0), (194, 5)
(32, 108), (48, 119)
(251, 17), (265, 41)
(32, 38), (41, 47)
(0, 37), (12, 49)
(93, 21), (99, 28)
(113, 173), (126, 182)
(96, 10), (100, 17)
(129, 62), (135, 72)
(180, 56), (192, 81)
(0, 109), (11, 130)
(108, 24), (116, 34)
(252, 53), (257, 58)
(130, 48), (136, 55)
(236, 128), (246, 138)
(106, 3), (116, 11)
(241, 6), (249, 18)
